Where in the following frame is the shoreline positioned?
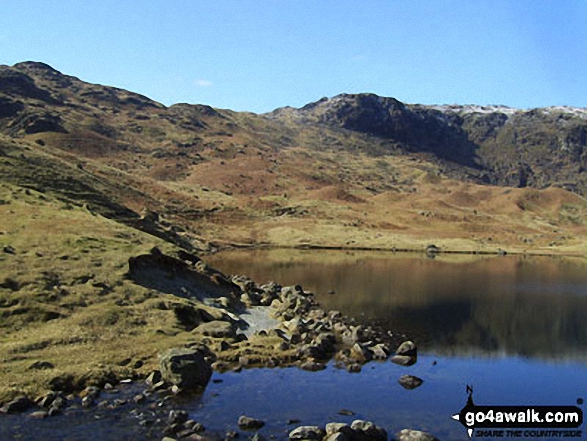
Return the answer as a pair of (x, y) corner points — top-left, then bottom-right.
(206, 241), (587, 258)
(1, 247), (424, 440)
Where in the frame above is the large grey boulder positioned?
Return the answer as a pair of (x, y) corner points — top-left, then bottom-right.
(192, 320), (236, 339)
(398, 374), (424, 390)
(159, 347), (212, 390)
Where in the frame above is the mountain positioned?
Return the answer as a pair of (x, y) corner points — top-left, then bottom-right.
(2, 61), (587, 255)
(273, 93), (587, 192)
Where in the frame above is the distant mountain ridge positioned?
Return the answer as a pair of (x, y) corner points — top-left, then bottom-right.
(273, 93), (587, 192)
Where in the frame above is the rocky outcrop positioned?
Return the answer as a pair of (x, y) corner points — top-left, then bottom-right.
(128, 248), (240, 301)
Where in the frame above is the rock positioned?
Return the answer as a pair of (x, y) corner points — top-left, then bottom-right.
(1, 396), (34, 414)
(152, 380), (169, 391)
(326, 423), (353, 437)
(80, 386), (100, 400)
(395, 341), (417, 356)
(338, 409), (355, 416)
(324, 433), (351, 441)
(349, 343), (372, 362)
(251, 433), (267, 441)
(145, 370), (162, 387)
(390, 355), (417, 367)
(36, 391), (60, 408)
(3, 245), (16, 254)
(300, 361), (326, 371)
(193, 320), (236, 339)
(351, 420), (387, 441)
(238, 415), (265, 430)
(81, 396), (94, 408)
(398, 375), (424, 390)
(347, 363), (362, 373)
(395, 429), (439, 441)
(28, 361), (54, 370)
(29, 410), (48, 419)
(370, 344), (390, 360)
(169, 409), (189, 425)
(289, 426), (326, 440)
(159, 348), (212, 390)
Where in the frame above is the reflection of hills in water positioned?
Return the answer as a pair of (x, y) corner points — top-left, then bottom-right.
(208, 250), (587, 361)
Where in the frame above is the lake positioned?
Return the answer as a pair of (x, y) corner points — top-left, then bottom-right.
(202, 249), (587, 440)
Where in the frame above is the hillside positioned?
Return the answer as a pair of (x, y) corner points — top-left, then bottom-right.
(1, 61), (587, 255)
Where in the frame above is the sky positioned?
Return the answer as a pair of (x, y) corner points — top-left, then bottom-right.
(1, 1), (586, 113)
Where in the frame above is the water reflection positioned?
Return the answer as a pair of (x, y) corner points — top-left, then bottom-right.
(208, 250), (587, 360)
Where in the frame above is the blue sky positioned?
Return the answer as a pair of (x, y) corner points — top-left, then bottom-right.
(1, 1), (586, 113)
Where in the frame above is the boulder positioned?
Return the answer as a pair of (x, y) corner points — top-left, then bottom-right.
(1, 396), (34, 414)
(395, 341), (417, 357)
(238, 415), (265, 430)
(289, 426), (326, 440)
(349, 343), (372, 362)
(351, 420), (387, 441)
(390, 355), (417, 367)
(370, 344), (390, 360)
(192, 320), (236, 339)
(159, 348), (212, 390)
(398, 375), (423, 390)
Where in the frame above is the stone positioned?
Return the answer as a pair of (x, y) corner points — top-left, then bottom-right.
(370, 343), (390, 360)
(29, 410), (48, 419)
(350, 343), (372, 362)
(80, 386), (100, 400)
(193, 320), (236, 339)
(395, 341), (417, 357)
(390, 355), (417, 367)
(1, 396), (34, 414)
(169, 409), (189, 425)
(289, 426), (326, 440)
(81, 396), (94, 408)
(145, 370), (162, 386)
(152, 380), (169, 391)
(398, 375), (424, 390)
(325, 423), (353, 436)
(351, 420), (387, 441)
(238, 415), (265, 430)
(300, 361), (326, 371)
(159, 348), (212, 390)
(3, 245), (16, 254)
(395, 429), (439, 441)
(36, 392), (59, 408)
(28, 361), (54, 370)
(324, 433), (350, 441)
(347, 363), (362, 373)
